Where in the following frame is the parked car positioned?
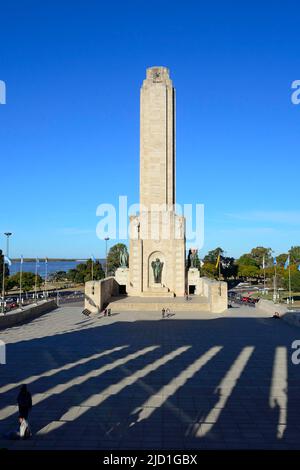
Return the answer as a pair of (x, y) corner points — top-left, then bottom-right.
(7, 301), (18, 310)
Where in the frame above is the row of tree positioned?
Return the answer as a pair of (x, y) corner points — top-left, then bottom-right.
(200, 246), (300, 290)
(3, 244), (300, 292)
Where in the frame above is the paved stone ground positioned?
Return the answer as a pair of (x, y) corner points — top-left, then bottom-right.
(0, 303), (299, 450)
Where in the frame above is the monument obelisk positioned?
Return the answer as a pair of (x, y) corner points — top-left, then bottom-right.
(128, 67), (186, 297)
(85, 67), (227, 313)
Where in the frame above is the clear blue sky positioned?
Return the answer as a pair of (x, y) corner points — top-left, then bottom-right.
(0, 0), (300, 259)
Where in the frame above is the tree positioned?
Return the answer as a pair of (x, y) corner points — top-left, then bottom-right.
(283, 266), (300, 292)
(203, 248), (224, 265)
(202, 262), (218, 279)
(67, 260), (104, 283)
(238, 264), (260, 280)
(249, 247), (272, 267)
(8, 272), (43, 291)
(107, 243), (128, 275)
(49, 271), (67, 282)
(237, 254), (258, 267)
(289, 246), (300, 264)
(276, 253), (289, 267)
(0, 249), (10, 293)
(221, 257), (238, 280)
(264, 266), (285, 288)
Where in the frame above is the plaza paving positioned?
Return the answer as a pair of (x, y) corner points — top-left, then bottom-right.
(0, 303), (300, 450)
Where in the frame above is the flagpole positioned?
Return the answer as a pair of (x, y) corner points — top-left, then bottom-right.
(1, 257), (5, 315)
(218, 251), (221, 296)
(273, 263), (277, 303)
(34, 259), (38, 303)
(92, 259), (94, 281)
(263, 256), (266, 294)
(19, 257), (23, 309)
(289, 264), (292, 304)
(44, 258), (48, 299)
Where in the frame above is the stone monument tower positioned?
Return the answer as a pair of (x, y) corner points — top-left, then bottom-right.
(85, 67), (227, 313)
(128, 66), (186, 297)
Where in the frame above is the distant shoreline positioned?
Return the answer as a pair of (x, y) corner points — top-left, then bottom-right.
(11, 258), (86, 262)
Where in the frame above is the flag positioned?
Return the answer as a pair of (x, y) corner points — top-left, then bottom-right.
(262, 256), (265, 270)
(45, 257), (48, 264)
(91, 255), (96, 262)
(284, 255), (290, 270)
(4, 256), (11, 266)
(273, 257), (277, 266)
(36, 258), (40, 267)
(215, 254), (220, 269)
(20, 255), (23, 265)
(200, 260), (204, 267)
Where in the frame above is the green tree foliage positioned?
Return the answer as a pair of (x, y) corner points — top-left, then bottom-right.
(276, 254), (289, 267)
(238, 264), (260, 279)
(201, 245), (300, 284)
(221, 257), (238, 280)
(107, 243), (128, 275)
(264, 266), (285, 288)
(203, 247), (224, 265)
(8, 272), (43, 291)
(0, 249), (10, 290)
(289, 246), (300, 264)
(67, 260), (104, 283)
(236, 247), (272, 281)
(237, 254), (258, 267)
(202, 262), (218, 279)
(50, 271), (67, 282)
(283, 267), (300, 291)
(249, 246), (272, 267)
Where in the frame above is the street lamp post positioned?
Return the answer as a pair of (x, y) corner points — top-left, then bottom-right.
(1, 258), (5, 315)
(105, 237), (109, 278)
(19, 256), (23, 308)
(2, 232), (12, 315)
(4, 232), (12, 258)
(44, 258), (48, 298)
(34, 258), (39, 302)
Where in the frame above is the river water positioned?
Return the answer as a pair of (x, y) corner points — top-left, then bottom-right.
(9, 260), (105, 278)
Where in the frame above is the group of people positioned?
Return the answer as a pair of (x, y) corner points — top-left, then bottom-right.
(5, 384), (32, 440)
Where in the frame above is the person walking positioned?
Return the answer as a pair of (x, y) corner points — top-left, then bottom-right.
(5, 416), (31, 440)
(17, 384), (32, 421)
(162, 308), (165, 319)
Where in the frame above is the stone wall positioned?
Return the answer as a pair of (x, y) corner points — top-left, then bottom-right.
(255, 299), (287, 316)
(201, 278), (228, 313)
(0, 300), (57, 329)
(115, 267), (129, 289)
(255, 298), (300, 328)
(85, 277), (119, 313)
(187, 270), (227, 313)
(188, 268), (203, 295)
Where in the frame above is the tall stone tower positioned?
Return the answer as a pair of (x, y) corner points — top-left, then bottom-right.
(140, 66), (175, 209)
(128, 66), (186, 297)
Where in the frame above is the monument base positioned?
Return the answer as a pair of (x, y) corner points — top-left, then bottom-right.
(115, 267), (129, 286)
(85, 276), (228, 314)
(107, 295), (210, 312)
(140, 290), (175, 298)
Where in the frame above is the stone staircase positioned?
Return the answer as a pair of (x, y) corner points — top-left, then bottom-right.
(107, 295), (211, 313)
